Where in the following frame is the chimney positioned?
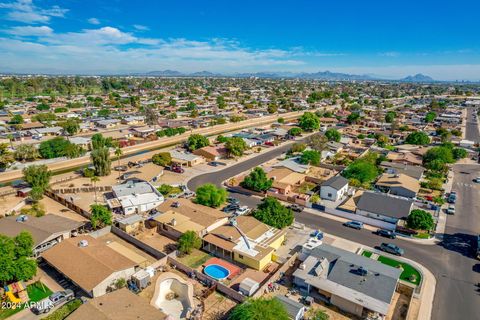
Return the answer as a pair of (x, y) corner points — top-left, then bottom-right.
(171, 218), (177, 226)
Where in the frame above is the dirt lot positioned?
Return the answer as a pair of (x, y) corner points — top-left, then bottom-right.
(135, 228), (178, 253)
(202, 292), (237, 320)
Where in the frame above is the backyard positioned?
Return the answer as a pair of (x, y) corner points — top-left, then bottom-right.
(361, 251), (422, 286)
(0, 282), (53, 320)
(177, 249), (212, 269)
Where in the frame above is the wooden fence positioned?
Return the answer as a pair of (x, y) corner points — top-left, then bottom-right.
(44, 190), (91, 218)
(111, 226), (166, 260)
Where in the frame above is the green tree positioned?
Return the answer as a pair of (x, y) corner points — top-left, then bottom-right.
(230, 297), (289, 320)
(91, 133), (113, 149)
(23, 164), (51, 191)
(342, 160), (379, 184)
(91, 147), (111, 176)
(385, 111), (396, 123)
(90, 175), (100, 203)
(288, 127), (302, 137)
(0, 232), (37, 285)
(267, 104), (278, 114)
(405, 131), (430, 145)
(277, 117), (285, 124)
(14, 144), (39, 162)
(241, 167), (273, 192)
(10, 114), (24, 124)
(187, 134), (210, 151)
(407, 209), (434, 230)
(178, 230), (202, 255)
(424, 111), (437, 123)
(90, 204), (112, 229)
(59, 118), (80, 136)
(29, 186), (44, 202)
(289, 143), (306, 153)
(253, 197), (294, 229)
(195, 183), (227, 208)
(306, 133), (328, 152)
(152, 152), (172, 166)
(423, 146), (454, 167)
(298, 112), (320, 131)
(38, 137), (72, 159)
(325, 128), (341, 142)
(300, 150), (320, 165)
(226, 137), (248, 157)
(0, 143), (13, 169)
(347, 112), (361, 124)
(452, 148), (467, 160)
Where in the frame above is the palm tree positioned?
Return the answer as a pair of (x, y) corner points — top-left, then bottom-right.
(90, 176), (100, 203)
(114, 147), (123, 180)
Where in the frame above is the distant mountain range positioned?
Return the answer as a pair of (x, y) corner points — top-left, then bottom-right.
(140, 70), (435, 82)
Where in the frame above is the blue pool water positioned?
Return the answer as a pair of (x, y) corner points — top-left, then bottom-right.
(204, 264), (230, 280)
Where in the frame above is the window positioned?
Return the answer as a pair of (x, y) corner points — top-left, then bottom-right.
(328, 193), (332, 198)
(239, 254), (244, 259)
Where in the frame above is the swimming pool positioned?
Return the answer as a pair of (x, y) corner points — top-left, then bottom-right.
(204, 264), (230, 280)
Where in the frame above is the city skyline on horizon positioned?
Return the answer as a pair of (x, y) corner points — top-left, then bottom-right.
(0, 0), (480, 80)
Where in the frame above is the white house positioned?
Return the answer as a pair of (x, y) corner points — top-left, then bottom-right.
(320, 175), (349, 202)
(108, 181), (164, 215)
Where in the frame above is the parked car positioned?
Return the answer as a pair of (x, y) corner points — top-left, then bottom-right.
(33, 290), (75, 314)
(227, 197), (240, 205)
(222, 204), (239, 213)
(180, 191), (195, 199)
(288, 204), (303, 212)
(113, 165), (128, 171)
(379, 243), (404, 256)
(375, 229), (396, 239)
(447, 192), (457, 204)
(343, 221), (363, 230)
(235, 206), (250, 215)
(166, 165), (185, 173)
(446, 204), (456, 215)
(473, 177), (480, 183)
(208, 161), (226, 166)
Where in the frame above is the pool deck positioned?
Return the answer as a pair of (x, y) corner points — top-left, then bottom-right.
(203, 257), (241, 280)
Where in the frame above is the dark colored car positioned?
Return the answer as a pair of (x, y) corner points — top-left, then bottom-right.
(227, 197), (240, 205)
(379, 243), (404, 256)
(222, 204), (239, 213)
(166, 165), (185, 173)
(375, 229), (396, 239)
(288, 204), (303, 212)
(343, 221), (363, 230)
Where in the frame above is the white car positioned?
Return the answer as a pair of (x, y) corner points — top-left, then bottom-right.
(446, 205), (455, 215)
(235, 206), (250, 215)
(473, 177), (480, 183)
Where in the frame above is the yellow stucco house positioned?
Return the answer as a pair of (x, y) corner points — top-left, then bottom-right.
(202, 216), (286, 270)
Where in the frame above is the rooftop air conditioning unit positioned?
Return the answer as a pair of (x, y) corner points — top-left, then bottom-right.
(299, 263), (306, 270)
(78, 240), (89, 247)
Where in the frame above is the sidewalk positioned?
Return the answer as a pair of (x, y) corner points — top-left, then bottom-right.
(325, 233), (435, 320)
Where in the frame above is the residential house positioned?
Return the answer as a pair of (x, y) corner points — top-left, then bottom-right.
(69, 137), (92, 150)
(356, 191), (414, 226)
(121, 116), (145, 126)
(0, 215), (84, 257)
(117, 214), (144, 234)
(375, 173), (420, 199)
(193, 145), (227, 161)
(273, 157), (309, 173)
(386, 151), (423, 166)
(68, 288), (166, 320)
(107, 181), (164, 215)
(320, 175), (349, 202)
(29, 126), (63, 137)
(42, 235), (137, 297)
(267, 167), (306, 195)
(293, 243), (401, 317)
(95, 119), (120, 129)
(131, 126), (156, 138)
(203, 216), (286, 270)
(154, 198), (229, 239)
(170, 150), (204, 167)
(379, 162), (425, 180)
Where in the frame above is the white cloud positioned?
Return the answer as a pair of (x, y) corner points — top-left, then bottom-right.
(0, 0), (68, 23)
(87, 17), (100, 25)
(133, 24), (149, 31)
(5, 25), (53, 36)
(0, 26), (308, 74)
(379, 51), (401, 57)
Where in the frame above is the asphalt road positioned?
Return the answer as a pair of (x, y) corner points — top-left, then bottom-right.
(187, 135), (480, 319)
(466, 107), (480, 143)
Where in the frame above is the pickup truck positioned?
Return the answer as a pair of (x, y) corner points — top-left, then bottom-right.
(32, 290), (75, 314)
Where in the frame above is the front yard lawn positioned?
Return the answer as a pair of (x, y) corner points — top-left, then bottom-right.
(377, 255), (422, 286)
(413, 232), (431, 239)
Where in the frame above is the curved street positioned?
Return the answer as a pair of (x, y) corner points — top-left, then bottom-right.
(188, 118), (480, 320)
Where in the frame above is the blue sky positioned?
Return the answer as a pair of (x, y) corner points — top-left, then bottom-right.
(0, 0), (479, 80)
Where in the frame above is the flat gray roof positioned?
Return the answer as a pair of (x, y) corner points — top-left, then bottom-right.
(357, 191), (413, 219)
